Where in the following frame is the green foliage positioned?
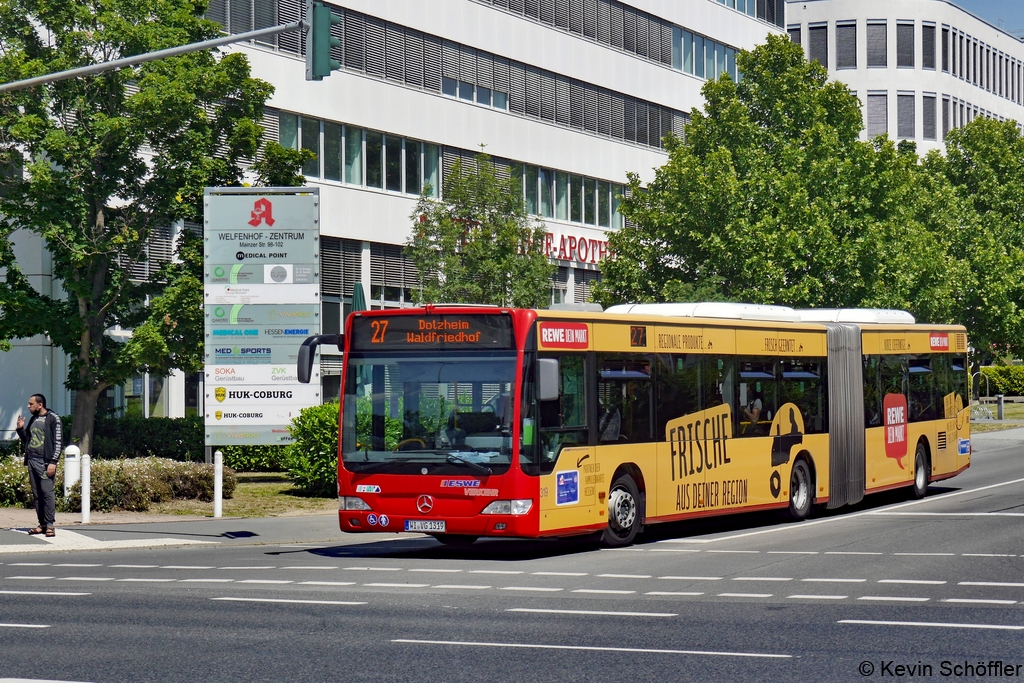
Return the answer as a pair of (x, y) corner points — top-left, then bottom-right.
(285, 401), (340, 495)
(91, 416), (204, 461)
(0, 0), (299, 457)
(405, 152), (555, 308)
(593, 34), (957, 324)
(252, 141), (316, 187)
(220, 445), (289, 472)
(0, 456), (31, 506)
(979, 366), (1024, 396)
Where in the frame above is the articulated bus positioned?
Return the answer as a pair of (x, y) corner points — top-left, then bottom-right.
(297, 302), (970, 547)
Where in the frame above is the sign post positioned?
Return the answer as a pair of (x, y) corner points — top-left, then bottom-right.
(203, 187), (321, 448)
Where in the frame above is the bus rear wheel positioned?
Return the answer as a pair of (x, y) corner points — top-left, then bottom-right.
(434, 534), (478, 547)
(788, 460), (812, 521)
(912, 443), (929, 499)
(602, 474), (641, 547)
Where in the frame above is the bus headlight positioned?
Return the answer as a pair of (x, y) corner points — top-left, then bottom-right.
(481, 499), (533, 516)
(340, 497), (372, 511)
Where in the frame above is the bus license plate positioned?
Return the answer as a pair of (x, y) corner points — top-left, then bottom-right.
(405, 520), (446, 533)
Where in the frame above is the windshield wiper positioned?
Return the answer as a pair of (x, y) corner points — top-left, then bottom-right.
(445, 453), (492, 476)
(351, 457), (422, 474)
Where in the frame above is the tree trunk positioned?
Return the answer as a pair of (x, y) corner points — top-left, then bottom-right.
(70, 387), (102, 457)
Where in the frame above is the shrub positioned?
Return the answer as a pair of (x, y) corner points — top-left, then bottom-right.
(0, 440), (21, 457)
(0, 456), (32, 507)
(220, 445), (289, 472)
(980, 365), (1024, 396)
(91, 416), (204, 461)
(285, 401), (339, 495)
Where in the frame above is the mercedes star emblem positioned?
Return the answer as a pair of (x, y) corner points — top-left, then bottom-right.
(416, 495), (434, 514)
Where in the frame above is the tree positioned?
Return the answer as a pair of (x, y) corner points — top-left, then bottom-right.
(593, 34), (956, 320)
(0, 0), (297, 455)
(406, 152), (555, 308)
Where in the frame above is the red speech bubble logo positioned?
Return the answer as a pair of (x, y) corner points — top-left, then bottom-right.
(883, 393), (909, 468)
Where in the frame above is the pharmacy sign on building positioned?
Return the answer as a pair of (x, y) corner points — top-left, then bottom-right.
(203, 187), (321, 447)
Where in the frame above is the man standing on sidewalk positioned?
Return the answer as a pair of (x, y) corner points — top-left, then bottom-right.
(16, 394), (62, 537)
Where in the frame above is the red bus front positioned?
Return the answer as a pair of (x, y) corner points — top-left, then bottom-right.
(335, 306), (540, 542)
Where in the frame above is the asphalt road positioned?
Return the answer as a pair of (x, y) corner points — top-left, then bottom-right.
(2, 429), (1023, 682)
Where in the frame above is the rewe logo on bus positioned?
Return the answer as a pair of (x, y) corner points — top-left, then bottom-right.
(883, 393), (909, 468)
(929, 333), (950, 351)
(539, 322), (589, 349)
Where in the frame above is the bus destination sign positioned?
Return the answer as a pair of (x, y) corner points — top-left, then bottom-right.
(351, 314), (513, 350)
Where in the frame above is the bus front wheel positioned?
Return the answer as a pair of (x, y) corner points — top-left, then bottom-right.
(788, 460), (812, 521)
(912, 443), (929, 499)
(602, 474), (641, 547)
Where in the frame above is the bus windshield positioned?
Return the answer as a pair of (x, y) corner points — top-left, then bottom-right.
(342, 352), (517, 475)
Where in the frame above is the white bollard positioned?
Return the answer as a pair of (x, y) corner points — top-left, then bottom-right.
(81, 453), (91, 524)
(213, 450), (223, 518)
(64, 445), (80, 497)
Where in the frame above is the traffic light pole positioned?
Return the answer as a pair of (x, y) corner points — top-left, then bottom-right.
(0, 22), (304, 94)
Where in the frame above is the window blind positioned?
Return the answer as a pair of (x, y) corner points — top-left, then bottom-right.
(867, 23), (887, 68)
(836, 24), (856, 69)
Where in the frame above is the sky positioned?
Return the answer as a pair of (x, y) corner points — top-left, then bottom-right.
(948, 0), (1024, 34)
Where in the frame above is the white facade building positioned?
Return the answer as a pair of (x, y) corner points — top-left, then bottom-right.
(787, 0), (1024, 154)
(1, 0), (783, 438)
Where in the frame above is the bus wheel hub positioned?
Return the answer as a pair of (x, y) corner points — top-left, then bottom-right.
(608, 488), (636, 531)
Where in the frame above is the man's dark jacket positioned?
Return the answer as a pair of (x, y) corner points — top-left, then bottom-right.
(16, 411), (63, 466)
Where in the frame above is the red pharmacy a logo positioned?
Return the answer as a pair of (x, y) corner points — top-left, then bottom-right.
(248, 198), (275, 227)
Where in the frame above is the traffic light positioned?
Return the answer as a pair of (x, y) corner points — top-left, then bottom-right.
(305, 0), (341, 81)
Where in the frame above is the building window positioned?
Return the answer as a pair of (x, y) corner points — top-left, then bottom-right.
(942, 96), (950, 139)
(897, 92), (915, 139)
(808, 24), (828, 67)
(788, 25), (802, 48)
(867, 92), (888, 137)
(922, 94), (936, 141)
(922, 24), (935, 70)
(941, 26), (949, 72)
(405, 141), (421, 195)
(324, 122), (342, 182)
(345, 126), (363, 185)
(836, 22), (856, 70)
(896, 22), (914, 69)
(867, 22), (887, 68)
(365, 131), (383, 189)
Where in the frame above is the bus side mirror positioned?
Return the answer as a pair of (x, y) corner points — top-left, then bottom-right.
(297, 334), (341, 384)
(537, 358), (560, 402)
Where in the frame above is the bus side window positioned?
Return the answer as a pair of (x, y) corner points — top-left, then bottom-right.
(598, 355), (652, 443)
(863, 356), (882, 427)
(908, 355), (935, 422)
(537, 354), (587, 462)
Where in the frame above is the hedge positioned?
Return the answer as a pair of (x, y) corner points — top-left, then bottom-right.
(220, 445), (289, 472)
(91, 415), (204, 461)
(0, 456), (235, 513)
(979, 365), (1024, 396)
(285, 401), (339, 495)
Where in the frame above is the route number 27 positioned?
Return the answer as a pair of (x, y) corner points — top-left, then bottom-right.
(370, 320), (389, 344)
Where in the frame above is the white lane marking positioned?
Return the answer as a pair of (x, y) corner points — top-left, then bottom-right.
(111, 564), (158, 568)
(802, 578), (866, 583)
(675, 476), (1024, 545)
(8, 563), (50, 566)
(878, 579), (947, 585)
(824, 552), (882, 555)
(733, 577), (793, 582)
(58, 577), (115, 582)
(219, 566), (276, 570)
(943, 598), (1017, 605)
(5, 576), (53, 580)
(645, 591), (704, 596)
(717, 593), (772, 598)
(117, 578), (175, 583)
(962, 554), (1015, 557)
(960, 581), (1024, 587)
(179, 579), (234, 583)
(298, 581), (356, 586)
(649, 549), (701, 553)
(408, 568), (462, 573)
(532, 572), (587, 576)
(161, 565), (214, 570)
(707, 550), (759, 554)
(433, 584), (491, 590)
(392, 638), (791, 658)
(0, 623), (50, 628)
(767, 551), (818, 555)
(471, 570), (523, 575)
(344, 566), (402, 572)
(363, 583), (429, 588)
(212, 597), (366, 606)
(659, 576), (722, 581)
(238, 580), (294, 584)
(858, 596), (929, 602)
(0, 590), (90, 596)
(572, 589), (636, 595)
(597, 573), (651, 579)
(893, 553), (955, 557)
(53, 564), (101, 567)
(787, 594), (847, 600)
(873, 512), (1024, 517)
(507, 608), (675, 618)
(839, 619), (1024, 631)
(281, 566), (339, 570)
(500, 586), (563, 592)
